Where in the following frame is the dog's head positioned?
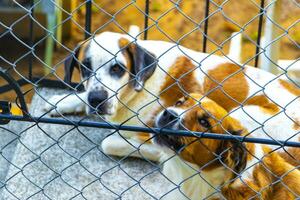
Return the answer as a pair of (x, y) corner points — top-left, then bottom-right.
(64, 32), (157, 116)
(155, 93), (247, 174)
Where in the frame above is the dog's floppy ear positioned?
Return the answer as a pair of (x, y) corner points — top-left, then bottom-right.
(64, 46), (81, 84)
(219, 130), (247, 178)
(119, 38), (157, 91)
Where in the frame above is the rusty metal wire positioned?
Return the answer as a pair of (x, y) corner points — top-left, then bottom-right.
(0, 0), (300, 199)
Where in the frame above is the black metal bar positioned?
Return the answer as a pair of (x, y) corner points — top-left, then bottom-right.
(0, 77), (84, 94)
(0, 79), (29, 94)
(33, 77), (84, 91)
(1, 113), (300, 148)
(0, 69), (28, 117)
(85, 0), (92, 39)
(28, 0), (35, 81)
(202, 0), (210, 53)
(143, 0), (150, 40)
(254, 0), (265, 68)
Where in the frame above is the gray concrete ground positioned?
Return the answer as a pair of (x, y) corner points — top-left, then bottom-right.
(0, 88), (173, 200)
(0, 121), (29, 189)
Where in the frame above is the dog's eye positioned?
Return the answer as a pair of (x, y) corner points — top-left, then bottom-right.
(109, 64), (126, 78)
(175, 100), (184, 106)
(198, 117), (210, 128)
(175, 97), (187, 106)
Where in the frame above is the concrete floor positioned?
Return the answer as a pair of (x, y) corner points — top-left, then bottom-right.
(0, 88), (175, 200)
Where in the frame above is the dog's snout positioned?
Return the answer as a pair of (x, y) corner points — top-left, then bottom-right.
(154, 109), (184, 150)
(88, 90), (108, 108)
(157, 109), (179, 128)
(162, 109), (178, 123)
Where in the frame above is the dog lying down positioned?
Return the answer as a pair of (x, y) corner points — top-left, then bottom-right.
(44, 31), (300, 163)
(43, 31), (300, 198)
(155, 93), (300, 200)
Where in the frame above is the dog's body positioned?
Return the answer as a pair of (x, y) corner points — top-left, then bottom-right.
(44, 31), (300, 163)
(155, 94), (300, 200)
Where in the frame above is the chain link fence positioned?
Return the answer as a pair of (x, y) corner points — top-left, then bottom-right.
(0, 0), (300, 199)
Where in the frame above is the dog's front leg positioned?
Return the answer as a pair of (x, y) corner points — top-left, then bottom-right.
(44, 92), (87, 116)
(101, 134), (161, 162)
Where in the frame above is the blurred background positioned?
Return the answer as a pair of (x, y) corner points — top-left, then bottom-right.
(0, 0), (299, 105)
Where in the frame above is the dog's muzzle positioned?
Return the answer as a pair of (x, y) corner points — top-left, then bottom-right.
(154, 109), (184, 151)
(87, 90), (110, 115)
(156, 109), (179, 129)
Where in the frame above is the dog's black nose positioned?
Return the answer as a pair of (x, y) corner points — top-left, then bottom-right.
(162, 109), (178, 122)
(157, 109), (179, 128)
(88, 90), (108, 108)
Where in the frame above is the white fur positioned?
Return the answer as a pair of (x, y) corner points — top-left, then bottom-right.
(101, 134), (161, 162)
(230, 104), (300, 148)
(128, 25), (140, 39)
(44, 92), (87, 116)
(160, 152), (225, 200)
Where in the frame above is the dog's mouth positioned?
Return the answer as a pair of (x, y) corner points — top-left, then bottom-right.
(88, 104), (113, 116)
(154, 134), (185, 152)
(154, 115), (186, 152)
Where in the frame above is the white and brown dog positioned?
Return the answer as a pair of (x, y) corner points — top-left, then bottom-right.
(44, 31), (300, 162)
(155, 93), (300, 200)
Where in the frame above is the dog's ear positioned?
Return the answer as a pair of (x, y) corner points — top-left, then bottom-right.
(119, 38), (157, 91)
(219, 130), (247, 178)
(64, 46), (81, 84)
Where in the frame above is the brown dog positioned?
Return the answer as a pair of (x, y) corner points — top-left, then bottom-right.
(154, 93), (300, 200)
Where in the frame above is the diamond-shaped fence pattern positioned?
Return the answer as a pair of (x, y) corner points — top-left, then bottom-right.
(0, 0), (300, 199)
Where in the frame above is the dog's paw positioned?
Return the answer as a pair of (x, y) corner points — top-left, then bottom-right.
(101, 135), (161, 162)
(43, 94), (80, 116)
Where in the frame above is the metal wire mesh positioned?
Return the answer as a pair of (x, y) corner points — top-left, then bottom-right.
(0, 0), (300, 199)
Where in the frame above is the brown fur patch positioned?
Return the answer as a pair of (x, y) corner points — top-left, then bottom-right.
(169, 93), (250, 171)
(160, 56), (202, 107)
(118, 38), (132, 72)
(203, 63), (249, 111)
(74, 40), (91, 85)
(244, 142), (256, 164)
(245, 95), (280, 115)
(262, 147), (300, 198)
(118, 37), (130, 49)
(77, 40), (90, 62)
(279, 145), (300, 167)
(203, 63), (279, 114)
(133, 57), (201, 143)
(136, 119), (156, 143)
(293, 121), (300, 130)
(279, 79), (300, 96)
(222, 146), (300, 199)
